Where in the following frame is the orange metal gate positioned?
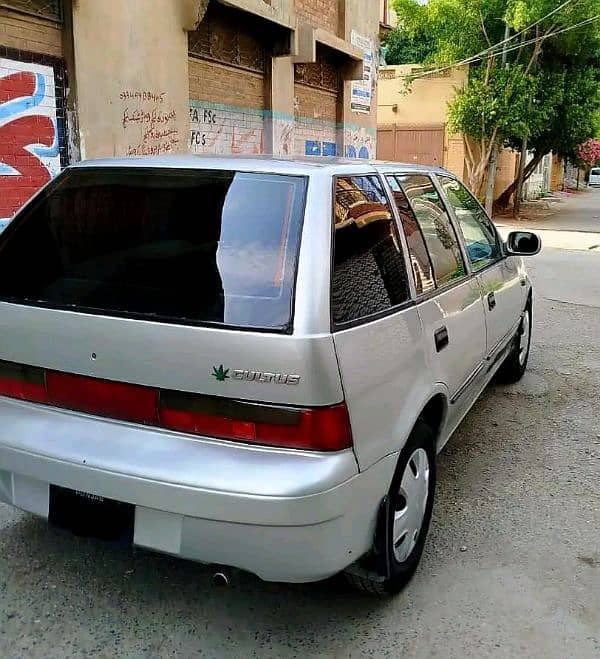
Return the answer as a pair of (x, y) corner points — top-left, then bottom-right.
(377, 125), (445, 167)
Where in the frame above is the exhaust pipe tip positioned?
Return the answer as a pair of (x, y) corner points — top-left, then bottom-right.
(212, 571), (230, 587)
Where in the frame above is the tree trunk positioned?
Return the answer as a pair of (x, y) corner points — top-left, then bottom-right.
(494, 152), (545, 211)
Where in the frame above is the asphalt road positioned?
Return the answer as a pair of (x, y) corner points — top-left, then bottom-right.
(1, 192), (599, 659)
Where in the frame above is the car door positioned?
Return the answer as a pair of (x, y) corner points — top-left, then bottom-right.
(387, 173), (487, 430)
(330, 174), (430, 469)
(437, 175), (524, 359)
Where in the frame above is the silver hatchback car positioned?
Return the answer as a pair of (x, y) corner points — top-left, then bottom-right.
(0, 156), (540, 595)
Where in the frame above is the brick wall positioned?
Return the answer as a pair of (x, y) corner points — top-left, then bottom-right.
(0, 7), (66, 230)
(0, 6), (62, 57)
(295, 83), (339, 155)
(295, 0), (339, 35)
(189, 58), (267, 155)
(189, 58), (265, 110)
(295, 84), (338, 123)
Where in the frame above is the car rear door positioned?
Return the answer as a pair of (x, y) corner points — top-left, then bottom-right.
(0, 165), (344, 410)
(330, 174), (430, 469)
(437, 175), (525, 360)
(386, 173), (488, 431)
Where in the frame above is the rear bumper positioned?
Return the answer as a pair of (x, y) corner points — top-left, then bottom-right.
(0, 398), (397, 582)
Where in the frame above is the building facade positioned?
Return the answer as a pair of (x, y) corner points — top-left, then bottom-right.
(377, 64), (468, 178)
(0, 0), (380, 227)
(377, 63), (556, 202)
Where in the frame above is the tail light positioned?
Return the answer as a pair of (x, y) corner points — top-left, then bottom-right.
(0, 360), (353, 452)
(0, 361), (48, 404)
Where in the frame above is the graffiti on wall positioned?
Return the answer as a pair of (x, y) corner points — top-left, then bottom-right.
(0, 59), (61, 229)
(344, 126), (376, 160)
(272, 117), (294, 156)
(190, 103), (264, 155)
(120, 90), (179, 157)
(188, 101), (376, 160)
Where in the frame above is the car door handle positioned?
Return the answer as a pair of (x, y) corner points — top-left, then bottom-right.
(434, 326), (449, 352)
(487, 292), (496, 311)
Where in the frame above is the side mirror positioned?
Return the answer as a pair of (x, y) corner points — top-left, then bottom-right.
(505, 231), (541, 257)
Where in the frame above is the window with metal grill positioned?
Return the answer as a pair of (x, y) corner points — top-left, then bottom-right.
(188, 3), (282, 74)
(294, 45), (343, 94)
(1, 0), (62, 21)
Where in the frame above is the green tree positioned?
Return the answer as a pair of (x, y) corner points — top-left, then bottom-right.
(496, 66), (600, 208)
(391, 0), (600, 203)
(383, 29), (435, 65)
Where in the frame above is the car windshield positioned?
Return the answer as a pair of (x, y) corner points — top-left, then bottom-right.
(0, 167), (307, 332)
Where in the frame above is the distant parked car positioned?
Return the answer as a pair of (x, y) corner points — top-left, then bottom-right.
(589, 167), (600, 186)
(0, 156), (540, 595)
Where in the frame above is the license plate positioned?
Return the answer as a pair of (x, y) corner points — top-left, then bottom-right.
(49, 485), (134, 542)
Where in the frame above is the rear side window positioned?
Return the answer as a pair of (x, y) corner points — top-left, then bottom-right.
(0, 168), (307, 332)
(386, 175), (436, 296)
(332, 175), (410, 325)
(398, 174), (466, 287)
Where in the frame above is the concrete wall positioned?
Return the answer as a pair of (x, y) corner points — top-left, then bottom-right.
(71, 0), (192, 160)
(378, 65), (468, 126)
(380, 0), (397, 28)
(494, 148), (518, 198)
(377, 65), (468, 176)
(341, 0), (379, 157)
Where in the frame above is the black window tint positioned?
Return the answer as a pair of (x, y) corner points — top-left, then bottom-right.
(440, 176), (501, 270)
(386, 175), (435, 295)
(0, 168), (307, 332)
(398, 175), (466, 287)
(332, 176), (410, 325)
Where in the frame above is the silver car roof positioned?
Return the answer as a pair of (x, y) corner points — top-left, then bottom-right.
(70, 154), (451, 177)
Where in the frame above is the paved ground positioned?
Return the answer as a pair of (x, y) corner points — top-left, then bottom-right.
(497, 186), (600, 237)
(1, 192), (599, 658)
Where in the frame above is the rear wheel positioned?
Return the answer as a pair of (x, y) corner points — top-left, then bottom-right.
(345, 420), (436, 595)
(496, 303), (532, 384)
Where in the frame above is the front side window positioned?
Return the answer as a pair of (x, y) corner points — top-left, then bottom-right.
(398, 174), (466, 287)
(439, 176), (501, 270)
(332, 175), (410, 325)
(0, 168), (307, 332)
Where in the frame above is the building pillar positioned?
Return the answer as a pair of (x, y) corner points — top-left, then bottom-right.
(71, 0), (193, 159)
(265, 55), (295, 156)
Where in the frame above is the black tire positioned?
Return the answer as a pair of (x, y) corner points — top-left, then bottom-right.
(495, 301), (532, 384)
(345, 420), (436, 595)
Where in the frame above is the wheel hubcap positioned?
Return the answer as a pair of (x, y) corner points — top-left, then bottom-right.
(518, 310), (530, 366)
(393, 448), (430, 563)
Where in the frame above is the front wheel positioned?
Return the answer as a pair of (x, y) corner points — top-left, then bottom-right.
(496, 303), (532, 384)
(345, 420), (436, 595)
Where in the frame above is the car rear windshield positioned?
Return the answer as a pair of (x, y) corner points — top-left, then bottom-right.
(0, 168), (307, 332)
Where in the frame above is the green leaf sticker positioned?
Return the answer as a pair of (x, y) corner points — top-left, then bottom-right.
(212, 365), (230, 382)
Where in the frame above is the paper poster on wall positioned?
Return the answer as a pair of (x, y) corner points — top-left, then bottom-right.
(350, 31), (374, 113)
(350, 81), (372, 114)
